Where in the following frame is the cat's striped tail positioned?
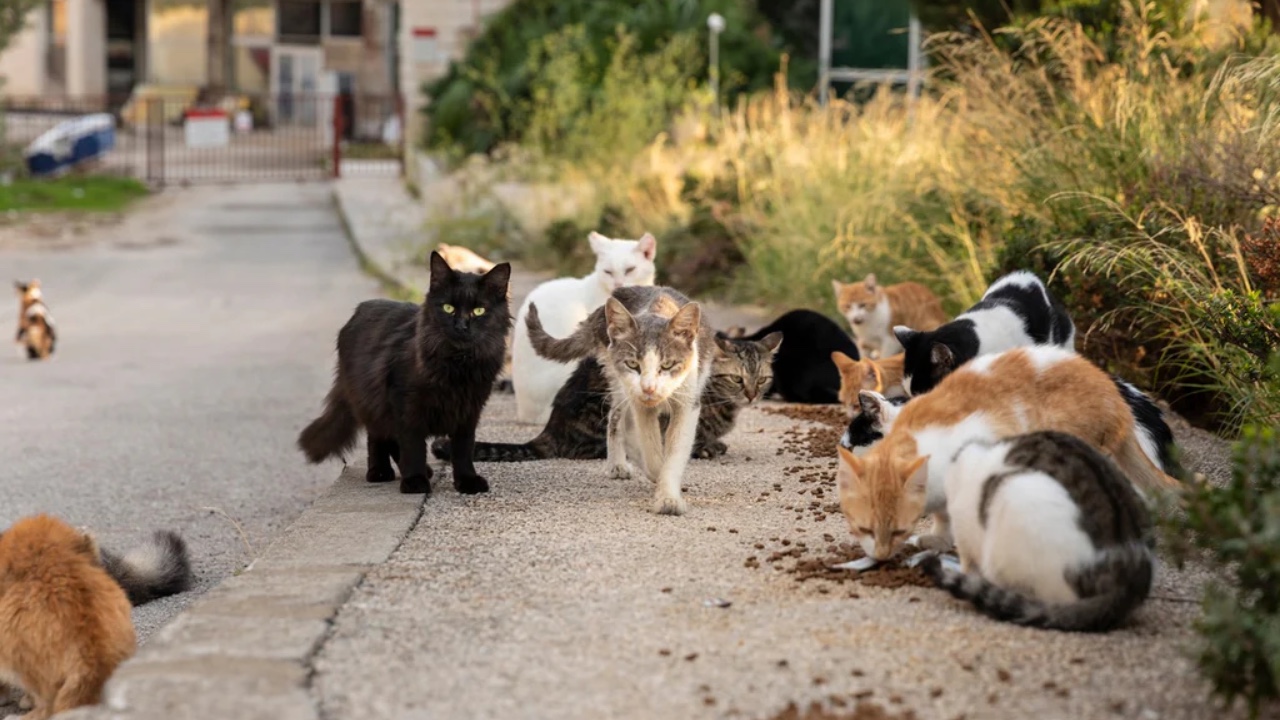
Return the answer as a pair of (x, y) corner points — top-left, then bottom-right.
(297, 386), (359, 463)
(431, 436), (553, 462)
(920, 542), (1153, 633)
(524, 303), (599, 363)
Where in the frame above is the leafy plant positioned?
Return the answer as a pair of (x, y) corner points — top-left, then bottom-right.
(1166, 420), (1280, 718)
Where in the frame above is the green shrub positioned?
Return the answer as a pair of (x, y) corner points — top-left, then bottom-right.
(1166, 420), (1280, 718)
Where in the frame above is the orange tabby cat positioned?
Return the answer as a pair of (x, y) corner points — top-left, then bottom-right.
(832, 273), (948, 359)
(0, 515), (136, 719)
(835, 345), (1182, 562)
(832, 351), (907, 412)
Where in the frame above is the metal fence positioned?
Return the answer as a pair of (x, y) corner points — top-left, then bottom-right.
(0, 93), (404, 186)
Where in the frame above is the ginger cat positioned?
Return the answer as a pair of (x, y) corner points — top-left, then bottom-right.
(435, 243), (497, 275)
(0, 515), (136, 719)
(835, 345), (1182, 562)
(832, 273), (947, 359)
(832, 351), (907, 412)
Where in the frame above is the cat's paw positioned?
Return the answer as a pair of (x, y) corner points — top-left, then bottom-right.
(692, 441), (728, 460)
(607, 462), (635, 480)
(454, 473), (490, 494)
(652, 494), (688, 516)
(399, 473), (433, 495)
(366, 465), (395, 484)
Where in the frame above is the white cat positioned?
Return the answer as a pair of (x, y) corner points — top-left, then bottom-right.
(511, 231), (658, 424)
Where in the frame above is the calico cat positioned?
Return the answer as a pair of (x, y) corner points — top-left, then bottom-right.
(734, 309), (858, 404)
(894, 270), (1075, 397)
(0, 515), (136, 720)
(920, 431), (1154, 633)
(839, 390), (907, 456)
(833, 273), (948, 358)
(835, 345), (1182, 562)
(525, 286), (713, 515)
(511, 231), (658, 425)
(14, 279), (56, 360)
(432, 333), (780, 462)
(297, 252), (512, 495)
(833, 351), (907, 411)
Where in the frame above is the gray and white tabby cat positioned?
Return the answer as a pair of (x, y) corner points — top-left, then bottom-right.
(431, 333), (780, 462)
(920, 430), (1154, 633)
(525, 286), (714, 515)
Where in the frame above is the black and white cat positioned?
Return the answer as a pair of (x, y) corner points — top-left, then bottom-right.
(894, 270), (1075, 397)
(839, 390), (908, 455)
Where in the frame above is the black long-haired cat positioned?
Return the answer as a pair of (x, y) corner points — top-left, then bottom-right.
(728, 309), (859, 404)
(431, 332), (780, 463)
(297, 252), (512, 495)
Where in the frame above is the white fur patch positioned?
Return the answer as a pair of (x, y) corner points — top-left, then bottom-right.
(959, 305), (1037, 356)
(1021, 345), (1078, 372)
(912, 412), (1000, 516)
(966, 354), (999, 375)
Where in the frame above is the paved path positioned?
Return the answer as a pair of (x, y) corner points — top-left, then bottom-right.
(0, 183), (373, 643)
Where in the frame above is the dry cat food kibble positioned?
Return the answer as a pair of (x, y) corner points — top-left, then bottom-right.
(764, 699), (919, 720)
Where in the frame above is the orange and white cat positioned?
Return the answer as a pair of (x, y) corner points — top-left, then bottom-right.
(833, 273), (947, 359)
(835, 345), (1182, 563)
(436, 243), (497, 275)
(14, 279), (56, 360)
(0, 515), (136, 719)
(832, 351), (907, 412)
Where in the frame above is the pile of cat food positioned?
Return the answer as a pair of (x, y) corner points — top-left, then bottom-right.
(764, 698), (919, 720)
(763, 405), (847, 459)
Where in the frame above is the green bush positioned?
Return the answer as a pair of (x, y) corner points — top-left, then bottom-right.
(422, 0), (810, 159)
(1166, 419), (1280, 718)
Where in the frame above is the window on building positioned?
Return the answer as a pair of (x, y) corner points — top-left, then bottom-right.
(328, 0), (362, 38)
(277, 0), (321, 43)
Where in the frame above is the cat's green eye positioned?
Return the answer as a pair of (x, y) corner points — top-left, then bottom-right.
(442, 304), (456, 314)
(661, 362), (678, 372)
(732, 376), (745, 384)
(472, 307), (486, 317)
(624, 360), (640, 371)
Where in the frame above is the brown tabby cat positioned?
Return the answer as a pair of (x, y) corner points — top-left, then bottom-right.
(832, 273), (948, 359)
(832, 351), (907, 413)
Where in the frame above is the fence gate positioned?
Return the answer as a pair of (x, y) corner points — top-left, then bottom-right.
(2, 93), (404, 186)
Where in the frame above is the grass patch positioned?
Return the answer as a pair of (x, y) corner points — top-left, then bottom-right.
(0, 176), (149, 213)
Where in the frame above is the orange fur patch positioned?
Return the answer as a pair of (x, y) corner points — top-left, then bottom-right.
(833, 352), (906, 410)
(0, 515), (135, 719)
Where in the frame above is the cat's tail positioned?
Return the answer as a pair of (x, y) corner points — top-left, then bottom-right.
(1113, 428), (1186, 494)
(297, 386), (359, 464)
(431, 434), (554, 462)
(920, 543), (1153, 633)
(98, 530), (195, 606)
(524, 303), (597, 363)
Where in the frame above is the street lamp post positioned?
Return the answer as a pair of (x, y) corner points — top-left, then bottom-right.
(707, 12), (725, 119)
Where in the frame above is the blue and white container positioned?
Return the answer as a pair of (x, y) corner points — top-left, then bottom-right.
(24, 113), (116, 177)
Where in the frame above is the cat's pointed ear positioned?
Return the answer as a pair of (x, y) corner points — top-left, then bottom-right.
(831, 351), (858, 374)
(857, 390), (883, 423)
(636, 232), (657, 260)
(481, 262), (512, 296)
(604, 297), (636, 339)
(901, 455), (930, 494)
(668, 302), (702, 343)
(588, 231), (609, 254)
(760, 331), (783, 353)
(831, 279), (844, 296)
(713, 332), (737, 355)
(864, 273), (877, 290)
(837, 445), (864, 493)
(428, 251), (454, 288)
(893, 325), (917, 348)
(930, 343), (956, 373)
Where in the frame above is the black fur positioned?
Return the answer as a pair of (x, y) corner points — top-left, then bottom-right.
(839, 394), (908, 452)
(1111, 376), (1182, 478)
(895, 271), (1075, 396)
(736, 309), (859, 404)
(98, 530), (195, 606)
(297, 252), (512, 495)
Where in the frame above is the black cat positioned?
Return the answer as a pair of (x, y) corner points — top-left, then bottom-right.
(297, 252), (512, 495)
(731, 309), (860, 404)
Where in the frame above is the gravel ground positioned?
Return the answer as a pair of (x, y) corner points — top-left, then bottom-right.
(0, 184), (372, 712)
(309, 366), (1249, 720)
